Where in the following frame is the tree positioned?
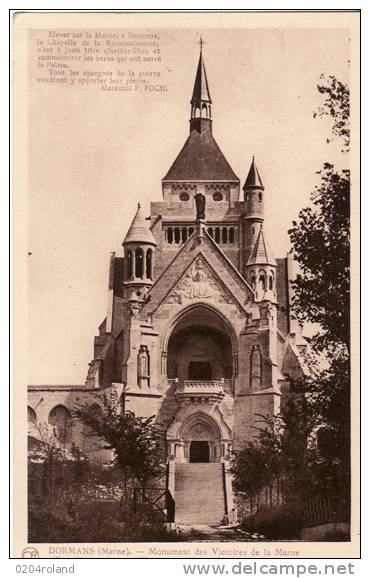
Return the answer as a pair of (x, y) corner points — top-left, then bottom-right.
(233, 76), (351, 515)
(314, 74), (350, 153)
(287, 74), (350, 504)
(230, 393), (310, 511)
(289, 75), (350, 355)
(288, 163), (350, 355)
(74, 390), (165, 490)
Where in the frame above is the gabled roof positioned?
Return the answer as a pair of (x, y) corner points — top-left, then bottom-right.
(162, 128), (239, 182)
(123, 204), (156, 245)
(140, 228), (253, 318)
(243, 157), (264, 190)
(247, 228), (276, 267)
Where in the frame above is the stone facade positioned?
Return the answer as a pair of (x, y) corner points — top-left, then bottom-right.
(28, 48), (304, 522)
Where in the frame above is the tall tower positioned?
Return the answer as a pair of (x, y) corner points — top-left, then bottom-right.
(122, 203), (157, 299)
(161, 42), (240, 211)
(243, 157), (277, 301)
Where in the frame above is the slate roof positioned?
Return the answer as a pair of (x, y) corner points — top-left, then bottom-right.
(247, 228), (276, 266)
(162, 128), (239, 182)
(191, 52), (212, 104)
(243, 157), (264, 190)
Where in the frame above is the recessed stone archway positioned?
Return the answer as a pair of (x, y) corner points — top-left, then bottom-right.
(167, 407), (232, 463)
(163, 303), (236, 383)
(181, 412), (221, 463)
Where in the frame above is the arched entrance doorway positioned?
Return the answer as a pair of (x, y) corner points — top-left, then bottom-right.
(181, 412), (222, 463)
(190, 441), (210, 463)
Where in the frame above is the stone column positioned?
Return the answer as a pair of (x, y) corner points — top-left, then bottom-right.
(161, 351), (167, 375)
(176, 441), (186, 463)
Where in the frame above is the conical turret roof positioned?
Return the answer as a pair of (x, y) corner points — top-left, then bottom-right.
(191, 51), (212, 104)
(123, 204), (156, 245)
(243, 157), (264, 190)
(247, 228), (276, 267)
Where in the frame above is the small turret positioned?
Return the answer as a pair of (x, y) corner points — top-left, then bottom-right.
(242, 157), (266, 276)
(122, 203), (156, 297)
(246, 226), (277, 302)
(243, 156), (265, 220)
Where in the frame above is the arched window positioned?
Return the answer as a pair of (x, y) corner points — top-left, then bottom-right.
(28, 406), (37, 438)
(182, 227), (187, 244)
(215, 228), (220, 244)
(222, 228), (228, 244)
(127, 250), (133, 279)
(167, 227), (173, 244)
(229, 228), (235, 244)
(259, 269), (267, 291)
(146, 249), (153, 279)
(135, 248), (144, 278)
(48, 405), (72, 447)
(269, 276), (273, 290)
(258, 192), (263, 202)
(28, 406), (37, 425)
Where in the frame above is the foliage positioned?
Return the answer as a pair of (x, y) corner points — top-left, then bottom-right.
(304, 352), (350, 502)
(28, 452), (177, 543)
(73, 390), (165, 487)
(313, 74), (350, 153)
(233, 77), (351, 522)
(288, 163), (350, 355)
(287, 74), (351, 506)
(230, 391), (310, 505)
(241, 503), (302, 540)
(28, 490), (178, 543)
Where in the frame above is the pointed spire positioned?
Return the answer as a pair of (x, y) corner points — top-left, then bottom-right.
(190, 39), (212, 133)
(191, 49), (212, 105)
(243, 157), (264, 190)
(123, 203), (156, 245)
(247, 227), (276, 267)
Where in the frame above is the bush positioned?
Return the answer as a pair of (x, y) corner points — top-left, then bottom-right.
(241, 504), (302, 540)
(28, 458), (177, 543)
(322, 528), (350, 542)
(28, 499), (179, 543)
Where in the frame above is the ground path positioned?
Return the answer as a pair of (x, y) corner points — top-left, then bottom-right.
(177, 524), (264, 542)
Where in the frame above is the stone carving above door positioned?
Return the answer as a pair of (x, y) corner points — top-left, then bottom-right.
(165, 256), (236, 306)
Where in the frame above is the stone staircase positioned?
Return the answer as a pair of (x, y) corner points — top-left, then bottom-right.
(174, 463), (226, 525)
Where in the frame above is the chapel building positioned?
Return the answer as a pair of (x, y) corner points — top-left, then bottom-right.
(28, 47), (304, 524)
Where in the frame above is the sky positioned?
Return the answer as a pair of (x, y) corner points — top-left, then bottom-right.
(27, 25), (350, 384)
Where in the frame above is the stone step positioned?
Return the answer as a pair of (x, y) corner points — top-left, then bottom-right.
(174, 462), (226, 525)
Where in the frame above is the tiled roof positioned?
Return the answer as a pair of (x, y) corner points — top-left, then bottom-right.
(123, 204), (156, 245)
